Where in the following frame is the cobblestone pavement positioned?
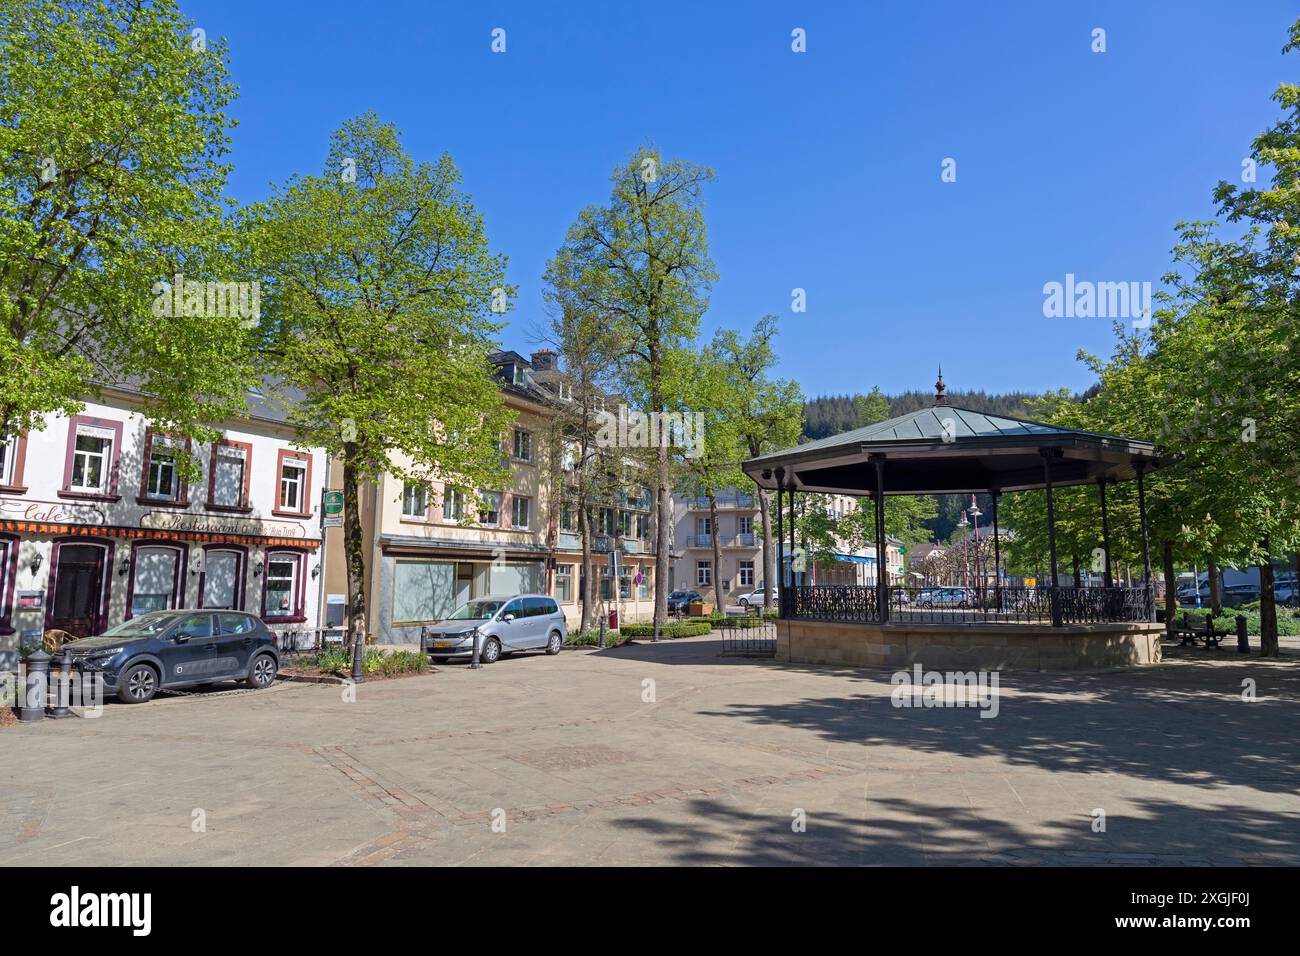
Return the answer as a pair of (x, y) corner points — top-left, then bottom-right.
(3, 636), (1298, 866)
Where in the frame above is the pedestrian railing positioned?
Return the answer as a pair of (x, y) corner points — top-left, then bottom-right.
(717, 617), (777, 657)
(784, 584), (1153, 626)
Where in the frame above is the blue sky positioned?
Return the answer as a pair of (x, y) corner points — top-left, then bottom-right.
(187, 0), (1298, 398)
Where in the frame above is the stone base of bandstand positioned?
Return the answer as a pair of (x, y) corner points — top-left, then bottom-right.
(777, 619), (1164, 671)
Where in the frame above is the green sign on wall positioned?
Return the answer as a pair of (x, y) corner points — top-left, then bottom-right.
(322, 490), (344, 529)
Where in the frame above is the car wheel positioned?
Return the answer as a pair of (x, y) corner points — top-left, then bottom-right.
(739, 599), (749, 610)
(117, 662), (159, 704)
(480, 636), (501, 664)
(545, 630), (562, 655)
(246, 653), (277, 689)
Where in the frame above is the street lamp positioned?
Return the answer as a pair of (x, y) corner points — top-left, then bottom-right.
(957, 510), (970, 590)
(968, 494), (983, 605)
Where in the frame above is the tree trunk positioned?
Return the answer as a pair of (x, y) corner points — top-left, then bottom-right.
(1162, 541), (1177, 638)
(1207, 555), (1222, 615)
(342, 456), (369, 660)
(758, 489), (773, 610)
(709, 493), (723, 612)
(1259, 541), (1279, 657)
(1072, 553), (1082, 589)
(579, 504), (593, 632)
(654, 445), (669, 627)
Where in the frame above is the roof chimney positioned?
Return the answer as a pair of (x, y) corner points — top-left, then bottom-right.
(531, 349), (558, 372)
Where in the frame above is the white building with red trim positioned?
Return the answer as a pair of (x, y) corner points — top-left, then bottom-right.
(0, 384), (326, 659)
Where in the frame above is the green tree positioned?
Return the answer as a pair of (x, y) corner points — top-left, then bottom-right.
(244, 113), (512, 666)
(714, 315), (804, 607)
(0, 0), (255, 446)
(547, 146), (717, 626)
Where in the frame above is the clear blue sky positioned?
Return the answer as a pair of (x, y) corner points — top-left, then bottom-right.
(187, 0), (1298, 399)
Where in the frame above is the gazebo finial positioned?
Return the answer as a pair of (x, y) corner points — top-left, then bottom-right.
(934, 365), (948, 405)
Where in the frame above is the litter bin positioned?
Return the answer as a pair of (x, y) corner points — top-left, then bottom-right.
(609, 609), (618, 631)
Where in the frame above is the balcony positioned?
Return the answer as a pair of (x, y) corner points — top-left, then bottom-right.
(685, 534), (712, 548)
(723, 532), (757, 547)
(684, 494), (756, 512)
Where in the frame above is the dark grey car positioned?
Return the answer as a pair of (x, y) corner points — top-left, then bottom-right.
(66, 610), (280, 703)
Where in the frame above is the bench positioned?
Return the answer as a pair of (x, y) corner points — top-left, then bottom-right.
(1174, 612), (1229, 648)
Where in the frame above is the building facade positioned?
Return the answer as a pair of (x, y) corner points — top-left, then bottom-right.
(334, 350), (662, 643)
(0, 386), (327, 661)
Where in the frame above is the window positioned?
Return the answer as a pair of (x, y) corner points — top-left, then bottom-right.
(511, 495), (531, 529)
(695, 517), (710, 538)
(512, 365), (527, 386)
(637, 568), (650, 600)
(560, 501), (575, 533)
(619, 510), (633, 538)
(697, 560), (712, 586)
(558, 381), (572, 401)
(443, 487), (465, 522)
(599, 508), (615, 536)
(201, 549), (244, 610)
(555, 565), (573, 603)
(0, 535), (15, 631)
(478, 491), (501, 526)
(512, 429), (532, 462)
(279, 456), (308, 512)
(635, 513), (648, 540)
(70, 428), (113, 493)
(740, 560), (755, 588)
(738, 516), (753, 535)
(218, 613), (257, 635)
(392, 560), (455, 624)
(175, 614), (214, 639)
(402, 481), (429, 519)
(263, 552), (303, 619)
(210, 442), (249, 509)
(0, 434), (17, 487)
(599, 570), (612, 601)
(145, 440), (179, 500)
(130, 545), (183, 617)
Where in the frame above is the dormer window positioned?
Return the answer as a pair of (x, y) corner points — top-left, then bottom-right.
(558, 381), (573, 401)
(513, 365), (527, 386)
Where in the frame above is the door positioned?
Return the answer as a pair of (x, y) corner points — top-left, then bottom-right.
(213, 613), (258, 678)
(48, 544), (107, 638)
(201, 550), (243, 609)
(158, 613), (218, 685)
(521, 597), (551, 648)
(497, 598), (527, 649)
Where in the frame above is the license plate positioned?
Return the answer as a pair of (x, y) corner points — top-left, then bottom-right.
(433, 641), (453, 649)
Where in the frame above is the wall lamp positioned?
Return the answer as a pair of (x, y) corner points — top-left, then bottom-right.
(253, 558), (265, 577)
(29, 551), (43, 574)
(117, 555), (132, 577)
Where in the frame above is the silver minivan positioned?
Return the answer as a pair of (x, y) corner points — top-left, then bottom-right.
(421, 593), (568, 664)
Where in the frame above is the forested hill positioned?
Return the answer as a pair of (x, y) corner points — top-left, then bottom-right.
(801, 388), (1097, 441)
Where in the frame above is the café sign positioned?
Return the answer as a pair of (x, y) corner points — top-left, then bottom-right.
(0, 497), (106, 525)
(141, 511), (306, 539)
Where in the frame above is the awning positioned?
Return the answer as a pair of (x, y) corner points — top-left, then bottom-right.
(0, 519), (319, 550)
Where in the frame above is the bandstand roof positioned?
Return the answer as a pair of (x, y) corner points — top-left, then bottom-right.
(743, 387), (1174, 497)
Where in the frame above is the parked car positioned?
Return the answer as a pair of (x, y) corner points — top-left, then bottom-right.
(919, 587), (974, 608)
(737, 587), (777, 611)
(421, 594), (567, 664)
(1275, 582), (1299, 606)
(1176, 584), (1211, 606)
(65, 610), (280, 704)
(667, 590), (703, 614)
(1222, 583), (1262, 608)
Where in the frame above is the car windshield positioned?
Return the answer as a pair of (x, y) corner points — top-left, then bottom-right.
(100, 611), (178, 637)
(669, 591), (687, 599)
(448, 600), (504, 620)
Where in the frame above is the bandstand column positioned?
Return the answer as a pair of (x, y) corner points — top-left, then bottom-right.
(991, 490), (1002, 610)
(1041, 448), (1062, 626)
(1097, 476), (1114, 588)
(774, 469), (786, 618)
(872, 455), (888, 623)
(1135, 460), (1155, 622)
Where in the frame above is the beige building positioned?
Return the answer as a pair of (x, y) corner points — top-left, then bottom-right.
(322, 350), (661, 642)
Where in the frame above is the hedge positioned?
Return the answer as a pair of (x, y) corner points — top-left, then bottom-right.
(618, 621), (711, 639)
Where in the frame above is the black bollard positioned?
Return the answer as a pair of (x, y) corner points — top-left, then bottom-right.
(1236, 615), (1249, 654)
(48, 648), (75, 718)
(598, 617), (606, 649)
(20, 650), (50, 722)
(470, 628), (482, 669)
(419, 626), (428, 655)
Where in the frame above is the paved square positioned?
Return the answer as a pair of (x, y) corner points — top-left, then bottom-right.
(3, 636), (1299, 866)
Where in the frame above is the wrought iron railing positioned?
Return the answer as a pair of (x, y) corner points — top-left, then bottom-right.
(788, 584), (880, 622)
(783, 584), (1154, 626)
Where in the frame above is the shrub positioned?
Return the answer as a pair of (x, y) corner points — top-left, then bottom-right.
(380, 650), (428, 676)
(1173, 608), (1300, 638)
(312, 650), (352, 675)
(618, 621), (711, 639)
(567, 629), (630, 647)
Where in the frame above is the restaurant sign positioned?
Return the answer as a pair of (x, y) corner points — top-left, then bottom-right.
(141, 511), (307, 539)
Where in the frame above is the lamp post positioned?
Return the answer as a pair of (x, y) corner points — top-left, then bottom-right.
(957, 510), (970, 590)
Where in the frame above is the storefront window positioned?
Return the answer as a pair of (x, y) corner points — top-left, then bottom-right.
(392, 560), (455, 624)
(555, 565), (573, 603)
(263, 552), (302, 619)
(131, 546), (181, 617)
(201, 549), (243, 610)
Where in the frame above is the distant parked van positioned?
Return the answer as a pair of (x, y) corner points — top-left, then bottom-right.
(420, 594), (568, 663)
